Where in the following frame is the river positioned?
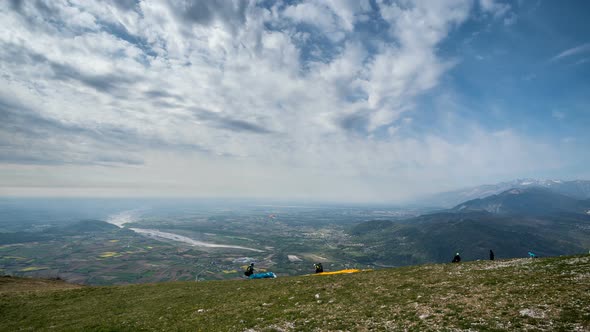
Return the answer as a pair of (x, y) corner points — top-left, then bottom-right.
(106, 211), (263, 252)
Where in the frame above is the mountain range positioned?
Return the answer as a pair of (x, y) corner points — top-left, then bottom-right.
(352, 183), (590, 266)
(421, 179), (590, 208)
(452, 187), (590, 216)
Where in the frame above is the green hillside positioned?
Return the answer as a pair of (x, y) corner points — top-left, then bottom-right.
(350, 211), (590, 265)
(1, 255), (589, 331)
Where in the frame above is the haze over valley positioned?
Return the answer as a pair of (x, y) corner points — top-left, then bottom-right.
(1, 179), (589, 285)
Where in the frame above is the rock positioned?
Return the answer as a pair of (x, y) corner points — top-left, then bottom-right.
(519, 308), (545, 318)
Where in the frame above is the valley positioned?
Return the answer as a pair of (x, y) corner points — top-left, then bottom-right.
(2, 183), (590, 286)
(0, 202), (422, 285)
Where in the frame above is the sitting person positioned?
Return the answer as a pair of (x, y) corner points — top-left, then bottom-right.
(452, 253), (461, 263)
(244, 263), (254, 277)
(314, 262), (324, 273)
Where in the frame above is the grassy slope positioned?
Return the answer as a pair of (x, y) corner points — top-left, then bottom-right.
(350, 212), (590, 265)
(1, 256), (589, 331)
(0, 276), (83, 293)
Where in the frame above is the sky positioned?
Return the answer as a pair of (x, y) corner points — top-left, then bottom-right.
(0, 0), (589, 203)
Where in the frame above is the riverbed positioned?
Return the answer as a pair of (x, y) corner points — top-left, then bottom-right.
(106, 211), (263, 252)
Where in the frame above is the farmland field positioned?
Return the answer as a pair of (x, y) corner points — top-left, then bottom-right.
(0, 198), (423, 285)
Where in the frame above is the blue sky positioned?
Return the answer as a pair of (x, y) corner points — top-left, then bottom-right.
(0, 0), (588, 202)
(439, 1), (590, 138)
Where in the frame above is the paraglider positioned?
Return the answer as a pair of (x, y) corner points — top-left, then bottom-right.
(314, 263), (324, 273)
(249, 272), (277, 279)
(311, 269), (372, 276)
(244, 263), (254, 277)
(244, 262), (277, 279)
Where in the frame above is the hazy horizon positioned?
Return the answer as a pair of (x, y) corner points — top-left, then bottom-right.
(1, 177), (588, 206)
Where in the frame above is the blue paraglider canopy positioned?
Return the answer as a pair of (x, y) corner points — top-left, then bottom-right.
(249, 272), (277, 279)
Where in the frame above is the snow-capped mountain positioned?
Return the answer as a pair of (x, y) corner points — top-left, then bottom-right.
(451, 187), (590, 215)
(421, 179), (590, 208)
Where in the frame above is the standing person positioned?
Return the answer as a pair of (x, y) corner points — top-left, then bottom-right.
(314, 263), (324, 273)
(489, 250), (495, 261)
(452, 252), (461, 263)
(244, 263), (254, 277)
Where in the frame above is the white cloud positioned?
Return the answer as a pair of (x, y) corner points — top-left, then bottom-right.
(283, 2), (341, 37)
(478, 0), (518, 26)
(551, 43), (590, 62)
(282, 0), (373, 43)
(479, 0), (511, 17)
(0, 0), (575, 201)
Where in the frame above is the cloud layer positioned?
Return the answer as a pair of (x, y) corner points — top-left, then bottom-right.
(0, 0), (578, 201)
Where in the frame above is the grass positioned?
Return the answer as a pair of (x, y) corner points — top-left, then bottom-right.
(1, 255), (589, 331)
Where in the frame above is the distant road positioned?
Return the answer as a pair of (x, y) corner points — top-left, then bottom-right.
(106, 211), (263, 252)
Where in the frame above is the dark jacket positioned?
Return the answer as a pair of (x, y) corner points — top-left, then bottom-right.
(244, 264), (254, 276)
(314, 263), (323, 273)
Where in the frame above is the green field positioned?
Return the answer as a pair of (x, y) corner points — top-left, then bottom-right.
(2, 204), (589, 288)
(1, 255), (589, 331)
(0, 210), (374, 285)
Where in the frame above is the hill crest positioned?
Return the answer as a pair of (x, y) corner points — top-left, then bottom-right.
(1, 255), (589, 331)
